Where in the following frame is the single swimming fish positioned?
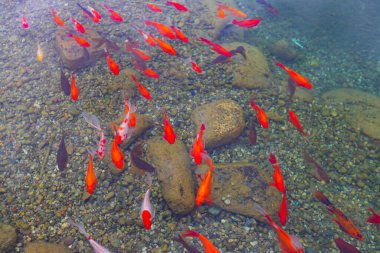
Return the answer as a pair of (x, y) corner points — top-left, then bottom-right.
(144, 20), (176, 39)
(211, 46), (246, 64)
(195, 155), (214, 206)
(60, 69), (71, 96)
(288, 111), (308, 137)
(147, 3), (162, 12)
(367, 207), (380, 224)
(291, 38), (304, 49)
(314, 191), (364, 241)
(103, 4), (123, 22)
(162, 108), (176, 144)
(71, 72), (80, 101)
(279, 191), (287, 226)
(37, 43), (43, 62)
(250, 99), (269, 129)
(232, 18), (261, 28)
(85, 154), (97, 194)
(72, 17), (85, 34)
(302, 150), (329, 183)
(255, 204), (304, 253)
(171, 25), (189, 43)
(150, 34), (177, 55)
(131, 48), (151, 61)
(335, 238), (362, 253)
(166, 1), (188, 12)
(81, 112), (107, 160)
(68, 33), (91, 47)
(111, 124), (124, 169)
(57, 133), (68, 172)
(131, 75), (151, 100)
(68, 220), (112, 253)
(140, 173), (155, 230)
(190, 114), (207, 165)
(276, 61), (313, 90)
(217, 4), (247, 18)
(268, 154), (286, 193)
(88, 6), (102, 23)
(198, 37), (232, 58)
(104, 48), (119, 75)
(185, 58), (202, 74)
(21, 16), (29, 29)
(52, 8), (64, 26)
(134, 27), (156, 47)
(181, 230), (220, 253)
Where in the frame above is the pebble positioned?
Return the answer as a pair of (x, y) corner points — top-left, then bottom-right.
(104, 191), (115, 201)
(208, 206), (222, 216)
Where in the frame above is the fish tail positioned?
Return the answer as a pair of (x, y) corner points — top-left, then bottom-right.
(250, 99), (256, 109)
(67, 33), (73, 37)
(314, 191), (331, 206)
(290, 235), (304, 251)
(68, 220), (90, 239)
(182, 230), (199, 238)
(275, 60), (285, 69)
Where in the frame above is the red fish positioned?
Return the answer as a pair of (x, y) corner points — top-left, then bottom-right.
(171, 25), (189, 43)
(140, 175), (155, 230)
(162, 108), (176, 144)
(131, 75), (151, 100)
(71, 72), (80, 101)
(196, 156), (214, 206)
(288, 111), (308, 137)
(85, 154), (97, 194)
(190, 60), (202, 74)
(198, 37), (232, 58)
(143, 68), (160, 79)
(217, 6), (225, 18)
(166, 1), (188, 12)
(111, 124), (124, 169)
(279, 191), (287, 226)
(72, 17), (85, 33)
(21, 16), (29, 29)
(132, 48), (151, 61)
(52, 8), (64, 26)
(218, 4), (247, 18)
(147, 3), (162, 12)
(103, 4), (123, 22)
(68, 33), (90, 47)
(104, 49), (119, 75)
(144, 20), (176, 39)
(150, 34), (177, 55)
(367, 207), (380, 224)
(190, 115), (207, 165)
(232, 18), (261, 28)
(88, 6), (102, 22)
(250, 99), (269, 129)
(276, 61), (313, 89)
(335, 238), (362, 253)
(135, 28), (156, 47)
(314, 191), (364, 241)
(255, 204), (304, 253)
(268, 157), (286, 193)
(182, 230), (220, 253)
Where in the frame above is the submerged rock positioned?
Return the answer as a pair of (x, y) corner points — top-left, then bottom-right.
(218, 42), (272, 89)
(196, 162), (281, 222)
(192, 99), (245, 149)
(56, 27), (119, 70)
(24, 241), (71, 253)
(145, 137), (195, 214)
(270, 39), (301, 62)
(0, 223), (17, 252)
(322, 88), (380, 141)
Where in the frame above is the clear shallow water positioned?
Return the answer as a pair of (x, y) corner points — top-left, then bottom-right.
(0, 0), (379, 253)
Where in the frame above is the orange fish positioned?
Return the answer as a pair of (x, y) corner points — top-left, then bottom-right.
(144, 20), (176, 39)
(135, 28), (156, 47)
(196, 156), (214, 206)
(85, 154), (97, 194)
(71, 72), (80, 101)
(111, 124), (124, 169)
(217, 6), (225, 18)
(198, 37), (232, 58)
(132, 48), (151, 61)
(279, 191), (287, 226)
(103, 4), (123, 22)
(72, 17), (85, 33)
(37, 43), (43, 62)
(367, 208), (380, 224)
(314, 191), (364, 241)
(232, 18), (261, 28)
(166, 1), (188, 12)
(218, 4), (247, 18)
(181, 230), (220, 253)
(88, 6), (102, 22)
(143, 67), (160, 79)
(104, 48), (119, 75)
(187, 58), (202, 74)
(250, 99), (269, 129)
(288, 111), (308, 137)
(150, 34), (177, 55)
(255, 204), (304, 253)
(171, 25), (188, 43)
(276, 61), (313, 89)
(131, 75), (151, 100)
(162, 108), (176, 144)
(52, 8), (64, 26)
(190, 116), (206, 165)
(68, 33), (90, 47)
(269, 164), (286, 193)
(147, 3), (162, 12)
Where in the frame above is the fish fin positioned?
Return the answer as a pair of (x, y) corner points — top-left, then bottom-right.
(68, 220), (90, 239)
(290, 235), (304, 251)
(81, 112), (101, 130)
(182, 230), (199, 238)
(314, 191), (331, 206)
